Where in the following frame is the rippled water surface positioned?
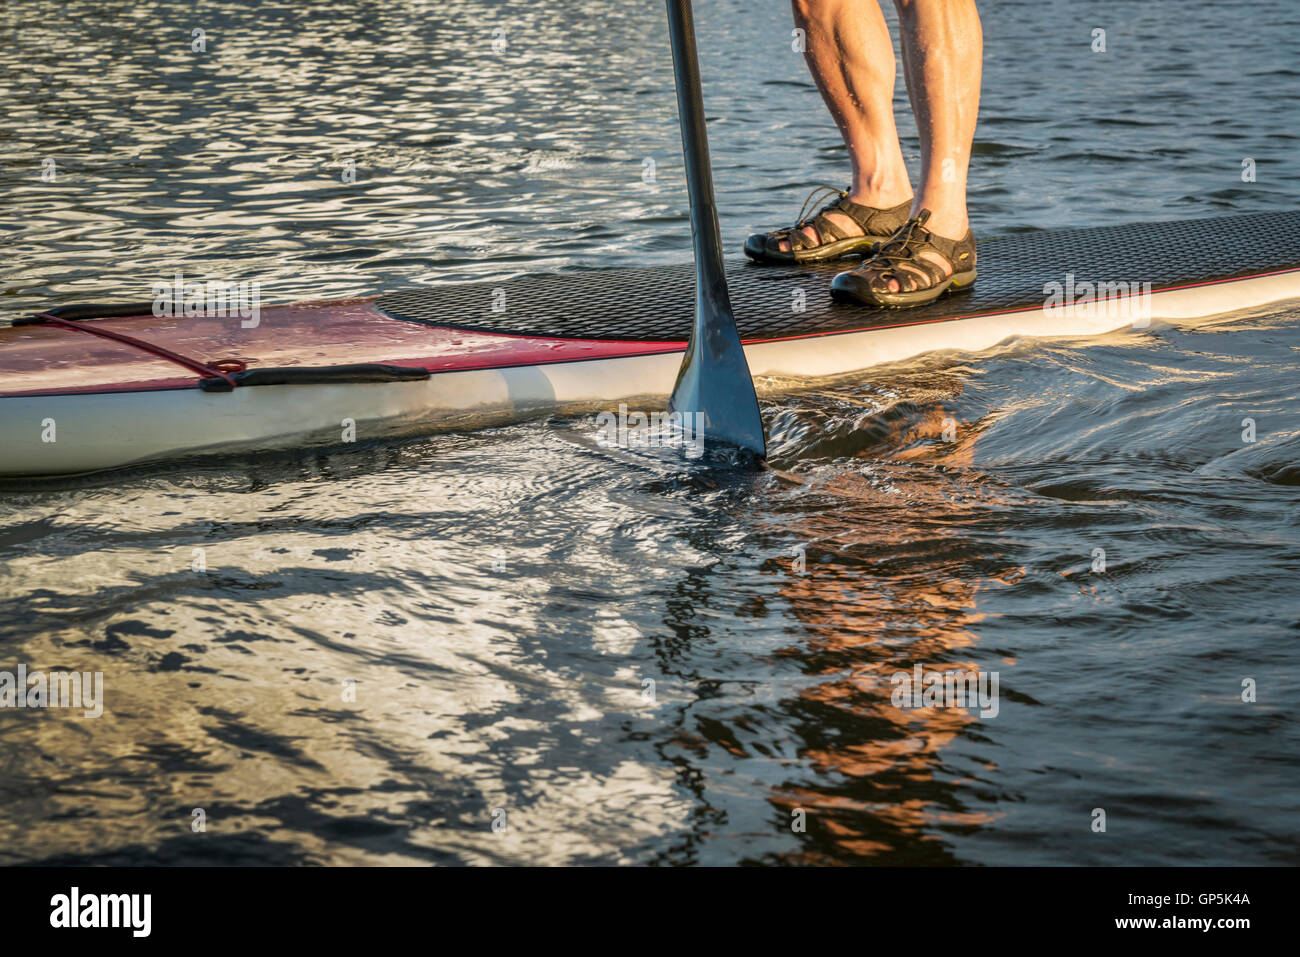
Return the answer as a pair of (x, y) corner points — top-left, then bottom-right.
(2, 0), (1299, 865)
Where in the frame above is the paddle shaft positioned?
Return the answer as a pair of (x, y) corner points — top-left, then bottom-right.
(665, 0), (731, 331)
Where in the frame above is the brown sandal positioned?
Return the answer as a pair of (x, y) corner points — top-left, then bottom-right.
(744, 186), (912, 264)
(830, 209), (977, 308)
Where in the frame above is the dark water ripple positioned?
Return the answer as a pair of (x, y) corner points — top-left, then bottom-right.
(2, 0), (1299, 865)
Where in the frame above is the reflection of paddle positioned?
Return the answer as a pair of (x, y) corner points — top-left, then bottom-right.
(664, 0), (766, 460)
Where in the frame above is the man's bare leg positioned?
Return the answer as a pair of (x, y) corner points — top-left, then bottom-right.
(782, 0), (913, 251)
(894, 0), (981, 256)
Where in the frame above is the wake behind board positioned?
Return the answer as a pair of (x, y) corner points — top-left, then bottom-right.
(2, 210), (1298, 476)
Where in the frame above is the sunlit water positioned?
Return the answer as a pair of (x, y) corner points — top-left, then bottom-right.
(1, 0), (1298, 865)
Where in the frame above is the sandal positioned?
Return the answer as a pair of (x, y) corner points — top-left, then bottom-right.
(829, 209), (976, 308)
(744, 185), (912, 264)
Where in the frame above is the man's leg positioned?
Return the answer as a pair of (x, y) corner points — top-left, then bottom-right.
(895, 0), (981, 243)
(827, 0), (983, 303)
(783, 0), (913, 251)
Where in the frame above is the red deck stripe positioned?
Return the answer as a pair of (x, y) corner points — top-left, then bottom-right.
(7, 265), (1298, 398)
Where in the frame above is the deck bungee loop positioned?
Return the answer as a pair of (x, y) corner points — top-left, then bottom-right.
(26, 310), (243, 390)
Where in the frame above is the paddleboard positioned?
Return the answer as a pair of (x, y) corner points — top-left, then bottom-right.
(2, 210), (1298, 476)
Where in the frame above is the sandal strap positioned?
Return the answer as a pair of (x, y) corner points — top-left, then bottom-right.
(804, 209), (855, 244)
(834, 196), (910, 235)
(768, 185), (906, 252)
(774, 184), (846, 250)
(856, 210), (975, 293)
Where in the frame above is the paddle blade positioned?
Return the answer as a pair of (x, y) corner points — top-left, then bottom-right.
(669, 299), (766, 459)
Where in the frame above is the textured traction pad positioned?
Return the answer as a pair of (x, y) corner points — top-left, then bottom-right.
(376, 211), (1300, 342)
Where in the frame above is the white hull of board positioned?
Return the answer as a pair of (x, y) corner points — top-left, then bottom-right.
(2, 271), (1297, 477)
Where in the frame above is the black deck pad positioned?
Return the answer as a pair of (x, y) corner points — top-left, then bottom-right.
(376, 211), (1300, 342)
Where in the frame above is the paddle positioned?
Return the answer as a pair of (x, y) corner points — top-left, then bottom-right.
(664, 0), (766, 460)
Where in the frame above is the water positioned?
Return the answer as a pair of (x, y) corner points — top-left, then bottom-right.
(2, 0), (1298, 865)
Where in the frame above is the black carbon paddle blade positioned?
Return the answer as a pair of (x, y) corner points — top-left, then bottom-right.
(664, 0), (766, 460)
(668, 293), (765, 459)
